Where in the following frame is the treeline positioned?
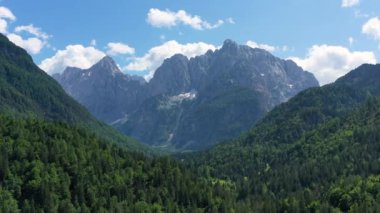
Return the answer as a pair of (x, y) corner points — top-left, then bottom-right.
(182, 93), (380, 212)
(0, 115), (238, 212)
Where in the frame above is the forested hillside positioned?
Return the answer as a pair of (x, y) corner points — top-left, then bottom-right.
(183, 64), (380, 212)
(0, 34), (144, 151)
(0, 115), (239, 212)
(2, 30), (380, 212)
(0, 33), (243, 212)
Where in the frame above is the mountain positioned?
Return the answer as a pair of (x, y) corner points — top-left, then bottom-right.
(0, 34), (239, 212)
(0, 34), (145, 151)
(55, 39), (319, 151)
(0, 34), (91, 122)
(182, 63), (380, 211)
(53, 56), (146, 123)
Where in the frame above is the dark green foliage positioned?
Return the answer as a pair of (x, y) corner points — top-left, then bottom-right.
(0, 33), (145, 152)
(0, 34), (90, 122)
(0, 115), (235, 212)
(182, 64), (380, 212)
(3, 31), (380, 212)
(327, 175), (380, 212)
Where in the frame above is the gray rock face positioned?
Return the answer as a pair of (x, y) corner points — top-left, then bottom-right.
(53, 56), (146, 123)
(54, 40), (319, 151)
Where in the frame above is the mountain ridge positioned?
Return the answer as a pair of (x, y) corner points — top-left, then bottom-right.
(0, 33), (145, 151)
(54, 39), (319, 150)
(181, 63), (380, 211)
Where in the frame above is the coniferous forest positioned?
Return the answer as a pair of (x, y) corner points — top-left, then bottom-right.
(1, 15), (380, 212)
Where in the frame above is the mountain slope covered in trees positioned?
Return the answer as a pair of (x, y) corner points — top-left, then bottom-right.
(182, 64), (380, 212)
(0, 34), (240, 212)
(0, 34), (145, 151)
(0, 115), (239, 212)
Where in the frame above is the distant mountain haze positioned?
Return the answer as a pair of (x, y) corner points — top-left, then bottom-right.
(54, 39), (319, 151)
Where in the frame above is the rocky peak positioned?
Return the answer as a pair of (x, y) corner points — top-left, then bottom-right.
(149, 54), (191, 95)
(89, 56), (121, 75)
(218, 39), (265, 61)
(63, 66), (82, 75)
(222, 39), (239, 49)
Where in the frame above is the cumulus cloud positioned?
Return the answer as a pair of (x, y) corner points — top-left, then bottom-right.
(289, 45), (376, 85)
(0, 7), (49, 55)
(0, 6), (16, 33)
(341, 0), (360, 8)
(0, 6), (16, 21)
(147, 8), (224, 30)
(106, 42), (135, 56)
(14, 24), (50, 39)
(0, 18), (7, 33)
(8, 25), (50, 55)
(39, 45), (105, 75)
(362, 17), (380, 40)
(7, 33), (45, 54)
(126, 40), (216, 80)
(246, 40), (276, 52)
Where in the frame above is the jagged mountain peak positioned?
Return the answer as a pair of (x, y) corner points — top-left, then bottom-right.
(222, 39), (238, 49)
(55, 39), (319, 151)
(90, 55), (121, 74)
(218, 39), (273, 61)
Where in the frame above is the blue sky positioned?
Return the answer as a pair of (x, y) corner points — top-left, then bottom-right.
(1, 0), (380, 84)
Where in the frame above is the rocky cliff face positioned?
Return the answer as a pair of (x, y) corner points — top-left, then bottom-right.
(53, 56), (146, 123)
(54, 40), (319, 151)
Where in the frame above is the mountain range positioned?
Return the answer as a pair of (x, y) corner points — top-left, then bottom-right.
(182, 63), (380, 211)
(54, 39), (319, 151)
(0, 33), (234, 212)
(2, 31), (380, 211)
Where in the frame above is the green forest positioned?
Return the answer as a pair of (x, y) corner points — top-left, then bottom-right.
(1, 32), (380, 212)
(0, 115), (237, 212)
(182, 65), (380, 212)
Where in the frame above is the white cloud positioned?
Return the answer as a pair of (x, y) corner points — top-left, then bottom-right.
(341, 0), (360, 8)
(14, 24), (49, 39)
(0, 6), (16, 33)
(0, 18), (7, 33)
(246, 40), (276, 52)
(39, 45), (105, 75)
(0, 7), (49, 55)
(7, 25), (50, 55)
(362, 17), (380, 40)
(289, 45), (376, 85)
(0, 6), (16, 21)
(126, 40), (216, 80)
(147, 8), (224, 30)
(7, 33), (45, 54)
(106, 42), (135, 56)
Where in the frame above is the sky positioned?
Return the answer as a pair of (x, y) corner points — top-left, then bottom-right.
(1, 0), (380, 85)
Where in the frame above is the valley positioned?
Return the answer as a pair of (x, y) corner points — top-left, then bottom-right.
(1, 1), (380, 212)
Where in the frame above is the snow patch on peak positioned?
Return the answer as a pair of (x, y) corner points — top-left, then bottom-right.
(158, 90), (198, 110)
(170, 90), (197, 102)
